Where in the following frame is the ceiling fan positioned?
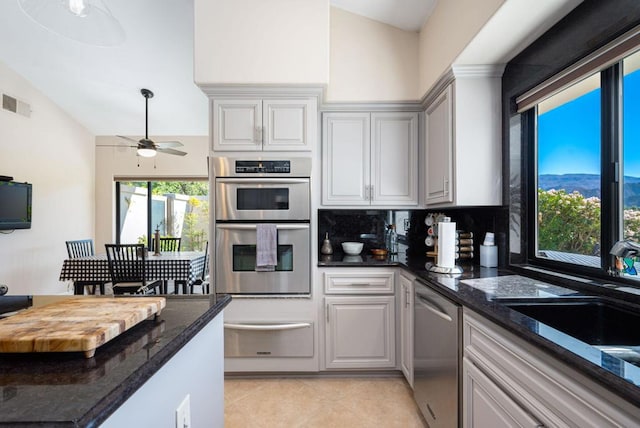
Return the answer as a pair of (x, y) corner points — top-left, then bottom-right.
(103, 88), (187, 158)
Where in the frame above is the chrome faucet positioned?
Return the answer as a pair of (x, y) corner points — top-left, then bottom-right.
(610, 239), (640, 258)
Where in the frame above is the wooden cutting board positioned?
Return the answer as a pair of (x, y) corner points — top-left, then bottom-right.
(0, 296), (166, 358)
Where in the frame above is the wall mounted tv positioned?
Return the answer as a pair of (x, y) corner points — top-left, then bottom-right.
(0, 181), (32, 230)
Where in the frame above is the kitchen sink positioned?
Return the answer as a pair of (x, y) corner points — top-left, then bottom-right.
(503, 298), (640, 346)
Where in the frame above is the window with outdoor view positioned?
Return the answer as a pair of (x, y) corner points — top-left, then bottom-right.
(116, 180), (209, 251)
(536, 73), (602, 268)
(530, 44), (640, 280)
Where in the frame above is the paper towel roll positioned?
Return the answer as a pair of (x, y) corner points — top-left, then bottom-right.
(437, 220), (457, 268)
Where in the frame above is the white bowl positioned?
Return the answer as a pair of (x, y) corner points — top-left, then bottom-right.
(341, 242), (363, 255)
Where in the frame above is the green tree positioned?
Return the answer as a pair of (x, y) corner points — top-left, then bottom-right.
(537, 189), (600, 255)
(119, 181), (208, 196)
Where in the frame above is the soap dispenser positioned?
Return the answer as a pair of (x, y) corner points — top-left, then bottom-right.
(321, 232), (333, 255)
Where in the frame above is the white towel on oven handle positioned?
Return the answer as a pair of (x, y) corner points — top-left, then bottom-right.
(256, 223), (277, 271)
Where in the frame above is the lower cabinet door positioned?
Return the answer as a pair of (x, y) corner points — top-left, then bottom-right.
(463, 357), (543, 428)
(324, 296), (395, 369)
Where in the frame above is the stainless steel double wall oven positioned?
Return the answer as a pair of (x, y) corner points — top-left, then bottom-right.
(213, 157), (311, 294)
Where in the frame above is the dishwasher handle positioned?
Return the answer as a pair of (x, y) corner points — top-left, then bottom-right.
(416, 294), (453, 322)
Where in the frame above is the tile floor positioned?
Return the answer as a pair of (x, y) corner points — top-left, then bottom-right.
(224, 376), (427, 427)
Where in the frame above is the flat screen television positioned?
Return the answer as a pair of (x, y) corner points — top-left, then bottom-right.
(0, 181), (32, 230)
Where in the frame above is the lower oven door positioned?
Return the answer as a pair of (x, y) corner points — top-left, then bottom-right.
(224, 321), (314, 357)
(215, 223), (310, 294)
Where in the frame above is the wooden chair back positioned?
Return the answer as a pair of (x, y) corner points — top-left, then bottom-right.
(65, 239), (94, 258)
(153, 237), (181, 252)
(105, 244), (158, 294)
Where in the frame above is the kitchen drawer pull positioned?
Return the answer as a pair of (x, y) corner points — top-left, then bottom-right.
(416, 295), (453, 322)
(349, 283), (371, 286)
(224, 322), (311, 331)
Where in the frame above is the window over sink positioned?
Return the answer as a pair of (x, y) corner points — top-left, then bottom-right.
(520, 27), (640, 281)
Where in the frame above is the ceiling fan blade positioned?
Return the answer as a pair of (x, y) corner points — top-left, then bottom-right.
(96, 144), (136, 148)
(156, 148), (187, 156)
(155, 141), (184, 148)
(157, 147), (187, 156)
(117, 135), (140, 143)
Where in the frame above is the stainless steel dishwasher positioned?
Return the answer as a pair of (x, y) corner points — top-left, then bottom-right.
(413, 280), (461, 428)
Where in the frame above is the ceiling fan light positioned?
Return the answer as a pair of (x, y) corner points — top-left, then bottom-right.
(17, 0), (126, 47)
(137, 147), (157, 158)
(68, 0), (87, 17)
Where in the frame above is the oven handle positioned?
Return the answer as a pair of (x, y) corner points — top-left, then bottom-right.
(215, 224), (309, 231)
(224, 322), (311, 331)
(216, 177), (310, 184)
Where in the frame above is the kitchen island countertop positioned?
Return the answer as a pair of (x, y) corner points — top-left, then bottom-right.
(0, 294), (231, 427)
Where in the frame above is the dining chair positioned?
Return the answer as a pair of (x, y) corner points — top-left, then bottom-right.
(153, 237), (181, 252)
(65, 239), (105, 295)
(105, 244), (162, 295)
(152, 237), (181, 293)
(190, 241), (210, 294)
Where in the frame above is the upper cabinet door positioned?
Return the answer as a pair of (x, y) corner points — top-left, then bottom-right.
(322, 112), (370, 205)
(263, 99), (315, 151)
(371, 112), (418, 206)
(212, 99), (262, 151)
(425, 85), (453, 205)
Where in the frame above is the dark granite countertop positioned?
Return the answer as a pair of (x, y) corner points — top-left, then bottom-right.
(0, 294), (231, 427)
(318, 252), (640, 409)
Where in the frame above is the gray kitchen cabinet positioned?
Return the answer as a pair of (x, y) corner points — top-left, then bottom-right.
(425, 85), (453, 205)
(423, 67), (503, 207)
(399, 271), (414, 388)
(322, 268), (396, 369)
(212, 98), (316, 151)
(322, 111), (418, 206)
(463, 357), (543, 428)
(463, 309), (640, 427)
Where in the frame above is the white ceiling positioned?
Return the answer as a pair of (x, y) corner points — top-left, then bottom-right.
(0, 0), (436, 137)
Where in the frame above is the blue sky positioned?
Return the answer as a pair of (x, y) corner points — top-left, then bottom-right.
(538, 69), (640, 177)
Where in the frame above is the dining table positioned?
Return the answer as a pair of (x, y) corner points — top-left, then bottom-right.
(59, 251), (207, 295)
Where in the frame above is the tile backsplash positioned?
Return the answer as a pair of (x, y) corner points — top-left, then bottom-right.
(318, 207), (508, 266)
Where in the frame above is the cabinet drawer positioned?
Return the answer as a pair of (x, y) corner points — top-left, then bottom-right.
(324, 270), (395, 294)
(224, 321), (313, 358)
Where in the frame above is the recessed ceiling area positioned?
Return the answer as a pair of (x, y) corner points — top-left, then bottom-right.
(331, 0), (437, 31)
(0, 0), (579, 138)
(0, 0), (438, 138)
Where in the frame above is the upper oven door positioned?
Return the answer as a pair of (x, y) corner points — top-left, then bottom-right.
(215, 223), (310, 294)
(215, 178), (310, 221)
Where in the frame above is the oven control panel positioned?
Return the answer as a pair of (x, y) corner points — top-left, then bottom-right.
(235, 160), (291, 174)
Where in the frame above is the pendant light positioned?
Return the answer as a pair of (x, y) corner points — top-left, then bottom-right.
(17, 0), (126, 47)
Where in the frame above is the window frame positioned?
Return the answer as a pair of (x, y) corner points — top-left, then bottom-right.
(114, 178), (209, 249)
(525, 59), (628, 279)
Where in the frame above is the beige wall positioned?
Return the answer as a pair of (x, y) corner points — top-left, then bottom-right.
(94, 136), (209, 253)
(194, 0), (329, 85)
(327, 7), (419, 102)
(0, 61), (95, 295)
(418, 0), (505, 96)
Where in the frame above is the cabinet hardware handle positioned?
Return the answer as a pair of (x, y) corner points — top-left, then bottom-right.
(349, 283), (371, 286)
(258, 126), (264, 143)
(426, 403), (436, 420)
(326, 304), (329, 323)
(370, 185), (374, 201)
(224, 322), (311, 331)
(443, 176), (449, 195)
